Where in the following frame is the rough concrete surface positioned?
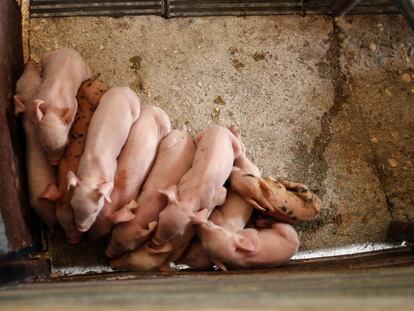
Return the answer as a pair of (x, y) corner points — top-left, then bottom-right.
(28, 14), (413, 271)
(337, 16), (414, 222)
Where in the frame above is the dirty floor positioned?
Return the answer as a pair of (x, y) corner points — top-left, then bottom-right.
(1, 265), (414, 310)
(29, 14), (414, 274)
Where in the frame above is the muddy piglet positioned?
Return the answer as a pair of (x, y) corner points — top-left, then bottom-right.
(56, 77), (108, 243)
(153, 126), (244, 245)
(68, 87), (140, 232)
(30, 48), (91, 164)
(106, 129), (195, 257)
(89, 104), (171, 240)
(14, 62), (59, 229)
(230, 174), (321, 224)
(200, 220), (299, 271)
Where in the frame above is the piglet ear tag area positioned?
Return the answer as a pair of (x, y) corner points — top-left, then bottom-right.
(40, 183), (61, 202)
(62, 106), (76, 125)
(110, 203), (136, 224)
(67, 171), (80, 191)
(158, 185), (178, 204)
(150, 241), (173, 254)
(234, 235), (256, 253)
(32, 99), (46, 123)
(190, 208), (209, 225)
(98, 181), (114, 203)
(13, 95), (26, 116)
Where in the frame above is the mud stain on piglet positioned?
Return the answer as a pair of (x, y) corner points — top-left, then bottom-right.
(115, 170), (128, 190)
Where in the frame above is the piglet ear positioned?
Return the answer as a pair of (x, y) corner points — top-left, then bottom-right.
(234, 235), (255, 253)
(135, 221), (158, 243)
(62, 106), (76, 125)
(31, 99), (46, 123)
(98, 181), (114, 203)
(67, 171), (80, 191)
(147, 221), (158, 232)
(109, 201), (137, 224)
(158, 185), (178, 204)
(190, 208), (209, 225)
(149, 241), (173, 254)
(13, 95), (26, 116)
(40, 183), (61, 202)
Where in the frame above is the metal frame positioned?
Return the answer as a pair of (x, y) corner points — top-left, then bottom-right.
(29, 0), (400, 18)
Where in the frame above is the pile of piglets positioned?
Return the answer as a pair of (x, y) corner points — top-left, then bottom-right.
(14, 48), (321, 272)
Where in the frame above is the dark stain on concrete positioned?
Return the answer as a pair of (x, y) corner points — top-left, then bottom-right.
(228, 47), (238, 55)
(213, 96), (225, 105)
(253, 51), (266, 62)
(289, 22), (347, 192)
(287, 21), (348, 231)
(232, 59), (244, 70)
(129, 55), (142, 73)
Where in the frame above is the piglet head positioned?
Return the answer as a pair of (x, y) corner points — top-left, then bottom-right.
(67, 171), (113, 232)
(200, 222), (256, 271)
(153, 185), (203, 245)
(31, 100), (77, 165)
(155, 204), (190, 245)
(106, 219), (157, 258)
(110, 241), (173, 272)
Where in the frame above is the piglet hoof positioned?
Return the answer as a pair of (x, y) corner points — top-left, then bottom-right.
(229, 125), (241, 138)
(159, 263), (174, 272)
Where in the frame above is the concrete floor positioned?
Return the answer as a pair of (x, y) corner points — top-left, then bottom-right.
(29, 14), (413, 273)
(2, 266), (414, 310)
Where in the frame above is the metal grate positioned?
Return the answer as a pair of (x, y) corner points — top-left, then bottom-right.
(30, 0), (399, 18)
(167, 0), (330, 17)
(30, 0), (164, 17)
(167, 0), (399, 17)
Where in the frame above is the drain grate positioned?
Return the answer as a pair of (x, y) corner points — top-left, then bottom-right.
(30, 0), (399, 18)
(30, 0), (164, 17)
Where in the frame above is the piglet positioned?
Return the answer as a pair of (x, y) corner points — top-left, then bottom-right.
(14, 62), (59, 229)
(105, 129), (195, 257)
(30, 48), (92, 164)
(230, 174), (321, 224)
(178, 155), (260, 270)
(88, 104), (171, 240)
(110, 226), (195, 272)
(153, 126), (244, 244)
(56, 77), (108, 243)
(68, 87), (140, 232)
(200, 220), (299, 270)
